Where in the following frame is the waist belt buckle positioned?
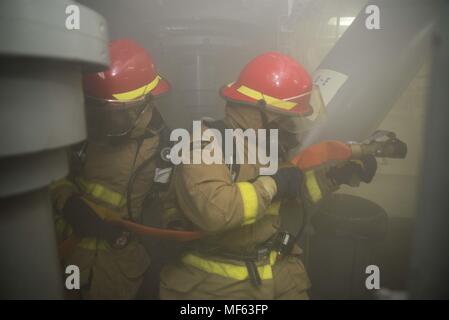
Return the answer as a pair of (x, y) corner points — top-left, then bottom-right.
(244, 247), (270, 287)
(256, 247), (270, 262)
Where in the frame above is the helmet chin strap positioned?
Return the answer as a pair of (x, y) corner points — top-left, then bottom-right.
(257, 99), (269, 130)
(257, 99), (280, 157)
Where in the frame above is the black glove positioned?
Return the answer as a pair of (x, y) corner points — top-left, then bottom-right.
(62, 195), (125, 245)
(329, 155), (377, 186)
(272, 166), (304, 199)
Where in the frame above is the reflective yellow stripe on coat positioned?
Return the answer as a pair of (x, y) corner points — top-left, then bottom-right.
(182, 251), (278, 281)
(49, 178), (78, 193)
(78, 238), (109, 251)
(305, 170), (322, 203)
(74, 179), (125, 251)
(266, 201), (281, 216)
(236, 182), (258, 225)
(76, 178), (126, 208)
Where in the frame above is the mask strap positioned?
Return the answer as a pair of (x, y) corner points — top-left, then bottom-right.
(125, 93), (155, 140)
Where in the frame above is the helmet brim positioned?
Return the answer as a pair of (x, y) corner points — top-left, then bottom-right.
(151, 76), (171, 98)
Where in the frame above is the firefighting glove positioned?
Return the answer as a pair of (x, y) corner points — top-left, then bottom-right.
(62, 195), (125, 245)
(272, 166), (304, 199)
(328, 155), (377, 186)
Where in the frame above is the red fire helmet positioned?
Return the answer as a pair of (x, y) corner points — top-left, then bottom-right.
(220, 51), (314, 116)
(83, 38), (170, 102)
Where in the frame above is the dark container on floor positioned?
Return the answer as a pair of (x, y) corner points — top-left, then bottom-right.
(308, 194), (388, 300)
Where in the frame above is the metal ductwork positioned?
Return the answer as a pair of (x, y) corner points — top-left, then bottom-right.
(0, 0), (109, 299)
(306, 0), (438, 145)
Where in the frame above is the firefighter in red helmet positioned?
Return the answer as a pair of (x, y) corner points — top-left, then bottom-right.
(159, 52), (377, 299)
(50, 39), (170, 299)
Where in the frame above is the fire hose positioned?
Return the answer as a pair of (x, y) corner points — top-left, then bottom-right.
(58, 130), (407, 259)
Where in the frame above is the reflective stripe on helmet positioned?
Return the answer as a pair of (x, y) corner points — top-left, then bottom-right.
(76, 178), (126, 208)
(305, 170), (322, 203)
(236, 84), (312, 111)
(237, 182), (258, 225)
(112, 75), (162, 101)
(182, 251), (277, 281)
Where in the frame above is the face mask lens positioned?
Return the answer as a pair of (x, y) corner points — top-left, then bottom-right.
(106, 109), (134, 136)
(85, 97), (148, 141)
